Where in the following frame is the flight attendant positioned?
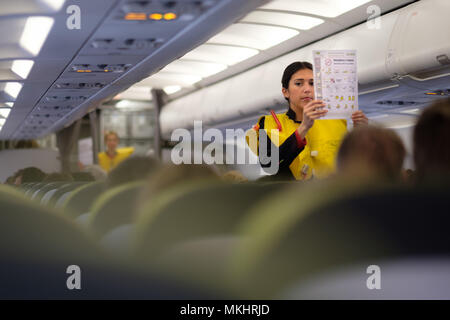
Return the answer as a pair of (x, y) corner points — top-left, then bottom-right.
(98, 131), (134, 173)
(246, 61), (368, 180)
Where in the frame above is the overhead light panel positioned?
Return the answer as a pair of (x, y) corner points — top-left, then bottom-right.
(20, 16), (54, 56)
(261, 0), (373, 18)
(0, 119), (5, 126)
(242, 11), (324, 30)
(5, 82), (23, 99)
(142, 72), (202, 87)
(182, 44), (259, 66)
(11, 60), (35, 79)
(0, 108), (11, 119)
(163, 60), (227, 78)
(40, 0), (66, 11)
(114, 86), (153, 101)
(164, 85), (182, 95)
(208, 23), (299, 50)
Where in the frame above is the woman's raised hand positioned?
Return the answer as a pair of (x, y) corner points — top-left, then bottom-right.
(297, 100), (328, 138)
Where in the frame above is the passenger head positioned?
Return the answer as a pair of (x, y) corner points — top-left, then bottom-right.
(413, 98), (450, 181)
(281, 61), (314, 111)
(337, 125), (406, 181)
(42, 172), (74, 182)
(82, 164), (107, 181)
(104, 131), (119, 153)
(138, 164), (220, 208)
(106, 156), (160, 189)
(14, 167), (47, 185)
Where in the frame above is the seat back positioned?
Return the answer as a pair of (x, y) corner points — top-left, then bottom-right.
(228, 179), (450, 298)
(135, 182), (283, 261)
(0, 183), (220, 299)
(62, 181), (106, 218)
(31, 182), (66, 201)
(24, 182), (45, 197)
(42, 182), (87, 207)
(281, 257), (450, 299)
(89, 181), (146, 239)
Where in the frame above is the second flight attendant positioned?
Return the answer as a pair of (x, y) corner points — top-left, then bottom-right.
(246, 61), (368, 180)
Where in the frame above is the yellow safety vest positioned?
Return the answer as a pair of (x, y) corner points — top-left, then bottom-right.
(98, 147), (134, 173)
(246, 109), (347, 180)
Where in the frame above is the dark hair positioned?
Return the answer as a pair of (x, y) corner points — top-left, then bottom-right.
(107, 156), (160, 189)
(413, 98), (450, 181)
(16, 167), (47, 184)
(71, 171), (96, 182)
(42, 172), (74, 182)
(282, 61), (313, 89)
(281, 61), (313, 103)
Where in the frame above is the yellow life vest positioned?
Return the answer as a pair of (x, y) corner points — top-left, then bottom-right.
(246, 109), (347, 180)
(98, 147), (134, 173)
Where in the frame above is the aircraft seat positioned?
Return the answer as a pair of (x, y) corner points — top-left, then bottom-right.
(227, 178), (450, 298)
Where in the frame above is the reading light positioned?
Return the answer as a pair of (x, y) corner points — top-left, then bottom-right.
(125, 13), (147, 20)
(164, 12), (177, 20)
(5, 82), (23, 99)
(150, 13), (163, 20)
(20, 17), (54, 56)
(11, 60), (35, 79)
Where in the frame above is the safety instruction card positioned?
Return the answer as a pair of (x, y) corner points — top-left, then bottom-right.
(313, 50), (358, 119)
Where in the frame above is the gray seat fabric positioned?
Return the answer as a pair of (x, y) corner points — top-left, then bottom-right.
(88, 181), (146, 239)
(75, 212), (91, 227)
(44, 182), (87, 207)
(62, 181), (106, 218)
(281, 257), (450, 299)
(100, 224), (135, 256)
(228, 180), (450, 298)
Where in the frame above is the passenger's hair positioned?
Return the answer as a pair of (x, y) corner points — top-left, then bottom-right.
(42, 172), (74, 182)
(104, 130), (119, 143)
(222, 170), (248, 183)
(106, 156), (160, 189)
(281, 61), (313, 90)
(138, 164), (220, 211)
(337, 125), (406, 180)
(413, 98), (450, 180)
(4, 175), (16, 184)
(16, 167), (47, 184)
(15, 140), (39, 149)
(71, 171), (95, 182)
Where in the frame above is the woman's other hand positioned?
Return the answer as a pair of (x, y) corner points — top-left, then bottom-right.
(351, 110), (368, 127)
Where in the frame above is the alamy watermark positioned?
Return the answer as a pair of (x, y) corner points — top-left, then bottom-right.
(66, 5), (81, 30)
(170, 121), (280, 174)
(66, 264), (81, 290)
(366, 5), (381, 30)
(366, 265), (381, 290)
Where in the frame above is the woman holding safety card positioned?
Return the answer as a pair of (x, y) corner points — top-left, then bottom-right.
(246, 61), (368, 180)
